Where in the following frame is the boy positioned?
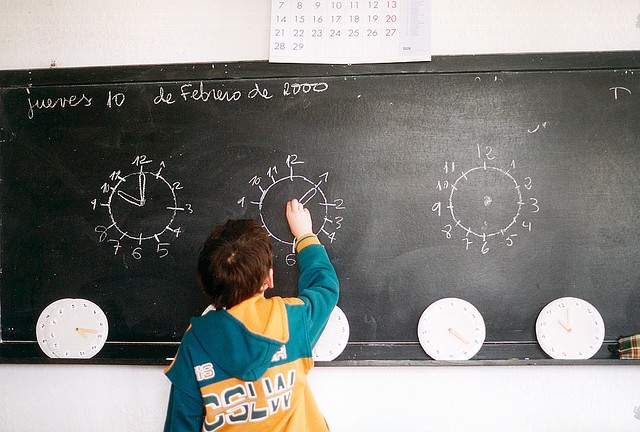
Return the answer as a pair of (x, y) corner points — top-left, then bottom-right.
(164, 199), (339, 431)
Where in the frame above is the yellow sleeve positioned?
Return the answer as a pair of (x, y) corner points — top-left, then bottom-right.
(295, 233), (320, 252)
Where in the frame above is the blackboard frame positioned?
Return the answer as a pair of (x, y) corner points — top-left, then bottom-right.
(0, 51), (639, 88)
(1, 51), (640, 366)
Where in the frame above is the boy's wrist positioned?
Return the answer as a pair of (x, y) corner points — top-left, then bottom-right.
(295, 233), (319, 252)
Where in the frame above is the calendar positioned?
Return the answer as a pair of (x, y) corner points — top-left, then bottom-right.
(269, 0), (431, 64)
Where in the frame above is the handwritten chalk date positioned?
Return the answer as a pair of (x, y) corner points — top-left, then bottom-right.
(180, 82), (242, 103)
(283, 81), (329, 96)
(27, 89), (92, 120)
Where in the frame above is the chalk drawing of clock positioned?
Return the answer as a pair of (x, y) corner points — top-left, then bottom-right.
(238, 154), (345, 265)
(92, 155), (193, 259)
(431, 145), (539, 254)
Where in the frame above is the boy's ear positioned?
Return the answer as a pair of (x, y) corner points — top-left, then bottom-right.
(264, 268), (274, 289)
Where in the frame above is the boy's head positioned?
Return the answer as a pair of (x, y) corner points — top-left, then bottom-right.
(197, 219), (273, 309)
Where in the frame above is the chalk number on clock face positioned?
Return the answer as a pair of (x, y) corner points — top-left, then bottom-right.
(36, 298), (109, 359)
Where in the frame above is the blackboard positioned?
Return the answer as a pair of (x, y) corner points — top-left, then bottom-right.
(1, 52), (639, 365)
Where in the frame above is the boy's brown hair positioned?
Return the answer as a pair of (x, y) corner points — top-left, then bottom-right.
(197, 219), (273, 309)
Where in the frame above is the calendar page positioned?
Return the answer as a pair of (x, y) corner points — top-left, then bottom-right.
(269, 0), (431, 64)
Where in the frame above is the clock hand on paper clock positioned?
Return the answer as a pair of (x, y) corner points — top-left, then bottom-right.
(75, 327), (98, 338)
(448, 328), (470, 345)
(557, 309), (573, 333)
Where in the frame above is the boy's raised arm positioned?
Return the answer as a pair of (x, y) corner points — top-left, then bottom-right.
(286, 199), (339, 345)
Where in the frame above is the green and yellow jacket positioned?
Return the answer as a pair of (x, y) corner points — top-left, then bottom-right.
(164, 237), (339, 431)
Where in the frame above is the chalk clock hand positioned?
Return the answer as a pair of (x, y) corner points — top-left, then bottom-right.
(138, 170), (147, 206)
(116, 169), (147, 207)
(299, 186), (318, 206)
(117, 190), (144, 207)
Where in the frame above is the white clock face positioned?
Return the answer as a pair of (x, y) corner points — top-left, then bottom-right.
(312, 306), (350, 361)
(536, 297), (605, 360)
(417, 298), (486, 360)
(36, 298), (109, 359)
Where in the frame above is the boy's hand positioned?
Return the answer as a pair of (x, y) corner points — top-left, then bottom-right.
(286, 199), (314, 239)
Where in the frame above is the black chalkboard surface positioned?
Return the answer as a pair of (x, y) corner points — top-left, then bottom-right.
(1, 52), (639, 364)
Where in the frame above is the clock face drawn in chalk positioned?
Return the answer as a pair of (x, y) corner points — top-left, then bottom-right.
(432, 145), (540, 254)
(91, 155), (193, 260)
(238, 154), (345, 265)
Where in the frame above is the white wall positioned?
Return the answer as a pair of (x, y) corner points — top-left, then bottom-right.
(1, 1), (640, 431)
(0, 0), (638, 69)
(2, 363), (640, 432)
